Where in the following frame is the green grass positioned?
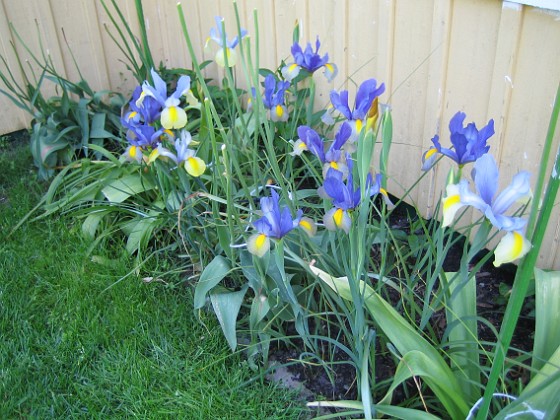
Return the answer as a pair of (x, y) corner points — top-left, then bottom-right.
(0, 135), (307, 419)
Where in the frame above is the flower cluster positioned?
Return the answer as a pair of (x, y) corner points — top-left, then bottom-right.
(425, 112), (532, 266)
(121, 69), (205, 177)
(247, 73), (390, 255)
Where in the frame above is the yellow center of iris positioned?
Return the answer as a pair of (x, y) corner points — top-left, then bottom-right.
(299, 219), (312, 231)
(168, 106), (178, 123)
(289, 63), (298, 72)
(129, 145), (138, 158)
(330, 161), (339, 170)
(255, 233), (267, 250)
(275, 104), (284, 118)
(333, 208), (344, 227)
(355, 119), (363, 133)
(443, 194), (460, 212)
(128, 111), (138, 121)
(511, 231), (523, 258)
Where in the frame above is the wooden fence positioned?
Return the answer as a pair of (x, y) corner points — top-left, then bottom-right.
(1, 0), (559, 269)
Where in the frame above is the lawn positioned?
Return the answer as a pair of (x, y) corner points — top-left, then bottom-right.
(0, 132), (306, 419)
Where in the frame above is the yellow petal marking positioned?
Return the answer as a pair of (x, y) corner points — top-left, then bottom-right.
(425, 148), (438, 160)
(333, 208), (344, 227)
(185, 156), (206, 177)
(355, 119), (363, 133)
(443, 194), (460, 212)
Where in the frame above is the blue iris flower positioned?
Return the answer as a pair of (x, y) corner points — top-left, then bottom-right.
(253, 189), (303, 239)
(322, 157), (391, 233)
(127, 85), (161, 124)
(297, 122), (353, 178)
(137, 69), (191, 130)
(262, 74), (290, 122)
(422, 111), (494, 170)
(282, 37), (338, 82)
(207, 16), (247, 67)
(125, 123), (163, 148)
(329, 79), (385, 138)
(247, 190), (302, 256)
(208, 16), (247, 50)
(292, 38), (329, 73)
(458, 154), (531, 231)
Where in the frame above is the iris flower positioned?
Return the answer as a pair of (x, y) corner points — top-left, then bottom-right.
(247, 190), (303, 257)
(322, 157), (391, 233)
(322, 166), (360, 234)
(442, 154), (532, 266)
(127, 85), (161, 125)
(281, 38), (338, 82)
(150, 130), (206, 177)
(329, 79), (385, 140)
(422, 111), (494, 170)
(137, 69), (191, 130)
(207, 16), (247, 67)
(121, 123), (163, 163)
(262, 75), (290, 122)
(296, 122), (352, 178)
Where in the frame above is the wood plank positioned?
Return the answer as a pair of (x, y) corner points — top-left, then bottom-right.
(416, 0), (453, 218)
(498, 5), (560, 269)
(94, 0), (141, 95)
(385, 0), (434, 203)
(0, 0), (29, 134)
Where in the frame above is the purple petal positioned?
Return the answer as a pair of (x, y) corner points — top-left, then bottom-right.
(473, 154), (499, 205)
(492, 171), (531, 215)
(330, 90), (352, 120)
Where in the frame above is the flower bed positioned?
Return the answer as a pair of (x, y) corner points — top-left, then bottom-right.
(2, 1), (559, 419)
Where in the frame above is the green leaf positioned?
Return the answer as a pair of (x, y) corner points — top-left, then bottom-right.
(90, 112), (118, 139)
(380, 108), (393, 189)
(310, 264), (469, 419)
(193, 256), (231, 310)
(101, 174), (155, 203)
(210, 286), (248, 351)
(495, 344), (560, 420)
(443, 271), (480, 401)
(82, 210), (110, 241)
(532, 268), (560, 372)
(123, 216), (159, 255)
(76, 97), (91, 154)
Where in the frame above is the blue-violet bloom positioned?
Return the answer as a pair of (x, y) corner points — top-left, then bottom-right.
(442, 154), (532, 266)
(281, 37), (338, 82)
(247, 189), (303, 257)
(330, 78), (385, 140)
(138, 69), (191, 130)
(150, 130), (206, 177)
(262, 74), (290, 122)
(422, 111), (494, 170)
(207, 16), (247, 67)
(296, 122), (352, 178)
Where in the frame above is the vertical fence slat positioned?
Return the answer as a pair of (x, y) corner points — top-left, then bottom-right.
(0, 0), (29, 132)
